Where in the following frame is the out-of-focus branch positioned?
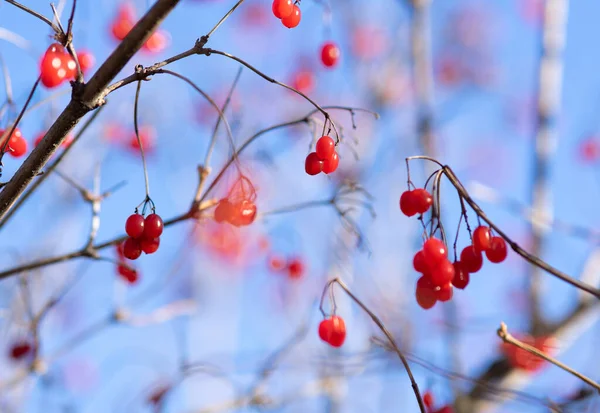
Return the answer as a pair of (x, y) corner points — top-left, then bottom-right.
(527, 0), (570, 336)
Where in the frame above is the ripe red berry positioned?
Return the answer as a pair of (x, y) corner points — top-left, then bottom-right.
(422, 238), (447, 265)
(214, 199), (233, 223)
(9, 340), (32, 360)
(423, 392), (434, 410)
(412, 250), (429, 273)
(111, 4), (135, 41)
(62, 53), (77, 80)
(472, 225), (492, 252)
(320, 41), (341, 68)
(322, 152), (340, 174)
(40, 43), (67, 88)
(318, 315), (346, 347)
(412, 188), (433, 214)
(460, 245), (483, 273)
(123, 237), (142, 260)
(486, 236), (508, 263)
(305, 152), (324, 175)
(143, 214), (164, 238)
(287, 257), (304, 279)
(117, 264), (139, 284)
(451, 261), (470, 289)
(291, 70), (314, 94)
(281, 5), (301, 28)
(143, 30), (169, 54)
(1, 128), (27, 157)
(140, 236), (160, 254)
(315, 135), (335, 160)
(125, 213), (145, 238)
(271, 0), (293, 19)
(435, 282), (454, 302)
(430, 259), (455, 287)
(416, 275), (436, 309)
(399, 190), (418, 217)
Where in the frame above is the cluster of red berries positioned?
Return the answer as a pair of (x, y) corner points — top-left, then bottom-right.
(111, 3), (168, 53)
(320, 41), (341, 68)
(115, 244), (140, 284)
(122, 213), (164, 260)
(39, 43), (94, 88)
(422, 391), (454, 413)
(501, 335), (555, 372)
(318, 315), (346, 347)
(271, 0), (301, 28)
(399, 187), (433, 216)
(0, 128), (27, 158)
(305, 135), (339, 175)
(214, 198), (257, 227)
(267, 254), (305, 279)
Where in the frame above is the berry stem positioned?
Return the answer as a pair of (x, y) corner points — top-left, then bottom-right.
(205, 0), (246, 38)
(133, 79), (151, 198)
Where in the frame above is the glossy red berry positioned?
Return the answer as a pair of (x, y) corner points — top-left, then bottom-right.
(117, 264), (139, 284)
(1, 128), (27, 157)
(412, 188), (433, 214)
(214, 199), (232, 223)
(318, 315), (346, 347)
(140, 236), (160, 254)
(123, 237), (142, 260)
(460, 245), (483, 273)
(412, 250), (429, 273)
(143, 30), (169, 54)
(322, 152), (340, 174)
(287, 257), (304, 279)
(321, 41), (341, 68)
(62, 53), (77, 80)
(436, 282), (454, 302)
(281, 5), (301, 28)
(143, 214), (164, 238)
(472, 226), (492, 252)
(40, 43), (67, 88)
(486, 236), (508, 263)
(271, 0), (293, 19)
(416, 275), (436, 309)
(125, 213), (145, 238)
(235, 200), (257, 226)
(451, 261), (470, 289)
(399, 190), (418, 217)
(305, 152), (323, 175)
(315, 135), (335, 160)
(422, 238), (447, 264)
(430, 259), (455, 287)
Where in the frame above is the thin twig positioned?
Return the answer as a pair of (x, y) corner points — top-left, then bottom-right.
(4, 0), (60, 32)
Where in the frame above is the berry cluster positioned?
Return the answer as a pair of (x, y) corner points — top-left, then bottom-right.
(422, 391), (454, 413)
(399, 188), (433, 216)
(501, 335), (555, 372)
(214, 198), (257, 227)
(320, 41), (341, 68)
(122, 213), (164, 260)
(40, 44), (93, 89)
(115, 244), (140, 284)
(0, 128), (27, 158)
(305, 135), (339, 175)
(318, 315), (346, 347)
(271, 0), (301, 29)
(267, 254), (305, 279)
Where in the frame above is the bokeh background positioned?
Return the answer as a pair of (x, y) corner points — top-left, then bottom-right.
(1, 0), (599, 411)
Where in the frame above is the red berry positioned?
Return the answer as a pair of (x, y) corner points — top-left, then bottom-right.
(322, 152), (339, 174)
(305, 152), (323, 175)
(435, 282), (454, 302)
(77, 50), (95, 73)
(143, 30), (169, 54)
(111, 4), (135, 41)
(9, 340), (32, 360)
(268, 255), (286, 271)
(460, 245), (483, 273)
(399, 190), (418, 217)
(116, 243), (125, 259)
(422, 238), (447, 264)
(434, 406), (454, 413)
(416, 275), (436, 309)
(62, 52), (77, 80)
(291, 70), (314, 94)
(320, 41), (341, 68)
(412, 250), (429, 273)
(423, 392), (434, 410)
(318, 315), (346, 347)
(230, 200), (257, 227)
(125, 213), (145, 238)
(412, 188), (433, 214)
(143, 214), (164, 238)
(140, 236), (160, 254)
(287, 257), (304, 279)
(451, 261), (470, 289)
(281, 5), (301, 28)
(117, 264), (139, 284)
(472, 225), (492, 252)
(486, 236), (508, 263)
(430, 259), (455, 287)
(123, 237), (142, 260)
(1, 128), (27, 157)
(40, 43), (67, 88)
(315, 135), (335, 160)
(271, 0), (293, 19)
